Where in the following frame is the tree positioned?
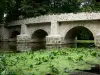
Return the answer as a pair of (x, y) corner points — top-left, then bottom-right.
(20, 0), (48, 18)
(0, 0), (16, 23)
(80, 0), (100, 12)
(19, 0), (81, 18)
(79, 28), (94, 40)
(1, 0), (100, 22)
(5, 0), (22, 22)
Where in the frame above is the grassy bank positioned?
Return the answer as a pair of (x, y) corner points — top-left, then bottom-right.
(77, 40), (94, 43)
(0, 48), (100, 75)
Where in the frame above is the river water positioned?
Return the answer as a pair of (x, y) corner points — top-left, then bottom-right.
(0, 42), (94, 52)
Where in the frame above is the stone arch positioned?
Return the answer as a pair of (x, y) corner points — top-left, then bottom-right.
(64, 26), (94, 47)
(10, 31), (20, 39)
(31, 29), (48, 42)
(63, 25), (95, 38)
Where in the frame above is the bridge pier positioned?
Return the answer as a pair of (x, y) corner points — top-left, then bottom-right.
(17, 24), (31, 42)
(46, 20), (65, 45)
(95, 34), (100, 48)
(17, 34), (31, 42)
(17, 42), (31, 51)
(46, 35), (65, 45)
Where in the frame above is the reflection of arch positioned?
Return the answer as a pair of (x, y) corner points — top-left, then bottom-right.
(65, 26), (94, 44)
(10, 31), (20, 38)
(9, 42), (17, 50)
(31, 29), (48, 42)
(31, 42), (46, 50)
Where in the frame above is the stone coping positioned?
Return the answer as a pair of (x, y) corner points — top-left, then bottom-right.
(8, 12), (100, 26)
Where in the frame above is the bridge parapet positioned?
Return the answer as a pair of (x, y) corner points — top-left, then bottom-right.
(8, 12), (100, 26)
(57, 12), (100, 21)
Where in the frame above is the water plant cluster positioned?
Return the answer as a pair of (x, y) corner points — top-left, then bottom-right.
(0, 48), (100, 75)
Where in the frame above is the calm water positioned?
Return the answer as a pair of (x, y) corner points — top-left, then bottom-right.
(0, 42), (95, 52)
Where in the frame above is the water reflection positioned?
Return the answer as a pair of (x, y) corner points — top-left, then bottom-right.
(17, 42), (31, 51)
(0, 42), (95, 52)
(77, 43), (95, 48)
(0, 42), (17, 52)
(9, 42), (17, 50)
(31, 42), (46, 50)
(0, 42), (47, 52)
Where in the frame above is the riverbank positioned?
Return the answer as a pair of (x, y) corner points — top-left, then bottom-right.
(0, 48), (100, 75)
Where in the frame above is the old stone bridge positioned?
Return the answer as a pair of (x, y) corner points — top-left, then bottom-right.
(1, 12), (100, 47)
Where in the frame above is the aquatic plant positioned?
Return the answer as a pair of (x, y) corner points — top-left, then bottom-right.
(0, 48), (100, 75)
(0, 55), (9, 75)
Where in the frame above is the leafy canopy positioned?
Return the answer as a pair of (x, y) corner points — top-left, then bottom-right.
(0, 0), (100, 22)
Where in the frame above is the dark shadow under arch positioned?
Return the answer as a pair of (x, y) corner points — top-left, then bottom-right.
(32, 29), (48, 42)
(10, 31), (20, 38)
(65, 26), (94, 48)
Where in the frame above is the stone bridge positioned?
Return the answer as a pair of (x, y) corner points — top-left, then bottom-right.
(1, 12), (100, 47)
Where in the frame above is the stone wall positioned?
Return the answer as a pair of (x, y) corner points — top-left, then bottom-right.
(7, 12), (100, 47)
(0, 24), (9, 41)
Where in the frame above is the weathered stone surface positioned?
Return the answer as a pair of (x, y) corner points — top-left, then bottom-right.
(46, 35), (65, 45)
(17, 34), (31, 42)
(0, 12), (100, 47)
(17, 43), (31, 51)
(95, 34), (100, 47)
(8, 12), (100, 26)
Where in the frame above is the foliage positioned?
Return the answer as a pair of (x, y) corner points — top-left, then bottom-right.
(20, 0), (48, 18)
(0, 0), (100, 22)
(0, 55), (9, 75)
(0, 48), (100, 75)
(19, 0), (81, 18)
(80, 0), (100, 12)
(3, 0), (82, 22)
(77, 28), (94, 40)
(5, 0), (22, 22)
(0, 0), (16, 23)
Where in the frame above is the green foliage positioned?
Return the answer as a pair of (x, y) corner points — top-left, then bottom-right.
(75, 27), (94, 40)
(1, 0), (100, 22)
(64, 67), (70, 73)
(6, 0), (22, 22)
(20, 0), (48, 18)
(79, 29), (93, 40)
(0, 55), (9, 75)
(49, 64), (59, 74)
(4, 0), (81, 22)
(80, 0), (100, 12)
(0, 48), (100, 75)
(0, 0), (16, 23)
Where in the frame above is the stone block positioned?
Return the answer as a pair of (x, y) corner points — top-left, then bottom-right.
(17, 34), (31, 42)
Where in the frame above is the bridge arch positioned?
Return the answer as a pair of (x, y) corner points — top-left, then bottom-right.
(10, 31), (20, 38)
(31, 29), (48, 42)
(10, 31), (20, 41)
(64, 26), (94, 47)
